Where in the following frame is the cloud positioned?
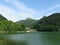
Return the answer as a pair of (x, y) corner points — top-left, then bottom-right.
(5, 0), (10, 2)
(10, 0), (37, 15)
(0, 4), (19, 21)
(1, 0), (60, 22)
(0, 0), (38, 22)
(40, 3), (60, 15)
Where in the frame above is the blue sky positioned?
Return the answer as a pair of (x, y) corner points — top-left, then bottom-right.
(0, 0), (60, 22)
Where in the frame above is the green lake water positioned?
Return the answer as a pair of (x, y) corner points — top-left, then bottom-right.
(0, 32), (60, 45)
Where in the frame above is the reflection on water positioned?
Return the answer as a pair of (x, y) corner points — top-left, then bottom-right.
(0, 32), (60, 45)
(0, 35), (28, 45)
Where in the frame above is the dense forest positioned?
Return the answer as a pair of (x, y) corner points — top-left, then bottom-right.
(32, 13), (60, 32)
(0, 14), (26, 32)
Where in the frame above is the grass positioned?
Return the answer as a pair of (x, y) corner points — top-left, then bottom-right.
(0, 31), (36, 34)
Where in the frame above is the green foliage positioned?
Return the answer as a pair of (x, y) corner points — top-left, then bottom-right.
(0, 14), (26, 32)
(0, 20), (26, 31)
(32, 13), (60, 32)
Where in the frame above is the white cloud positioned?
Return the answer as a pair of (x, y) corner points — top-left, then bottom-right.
(5, 0), (10, 2)
(0, 4), (18, 21)
(0, 0), (38, 22)
(11, 0), (37, 15)
(40, 3), (60, 15)
(1, 0), (60, 22)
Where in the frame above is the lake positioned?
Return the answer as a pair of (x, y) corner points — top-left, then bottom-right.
(0, 32), (60, 45)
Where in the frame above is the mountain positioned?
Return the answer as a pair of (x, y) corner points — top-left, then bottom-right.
(16, 18), (37, 27)
(32, 13), (60, 32)
(0, 14), (26, 31)
(0, 14), (7, 20)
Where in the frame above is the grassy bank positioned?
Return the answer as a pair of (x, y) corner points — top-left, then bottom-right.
(0, 31), (35, 34)
(0, 31), (27, 34)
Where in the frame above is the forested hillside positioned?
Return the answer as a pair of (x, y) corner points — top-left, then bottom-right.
(16, 18), (37, 27)
(0, 14), (7, 20)
(0, 13), (60, 32)
(32, 13), (60, 32)
(0, 14), (26, 32)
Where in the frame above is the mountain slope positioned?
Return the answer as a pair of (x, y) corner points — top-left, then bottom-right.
(0, 14), (7, 20)
(32, 13), (60, 32)
(16, 18), (37, 27)
(0, 14), (26, 31)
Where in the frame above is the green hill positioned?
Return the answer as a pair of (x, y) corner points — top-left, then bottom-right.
(32, 13), (60, 32)
(16, 18), (37, 27)
(0, 14), (26, 32)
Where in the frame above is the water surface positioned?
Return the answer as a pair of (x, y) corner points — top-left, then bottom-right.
(0, 32), (60, 45)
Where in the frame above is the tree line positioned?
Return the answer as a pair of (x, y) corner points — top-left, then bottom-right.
(0, 20), (26, 31)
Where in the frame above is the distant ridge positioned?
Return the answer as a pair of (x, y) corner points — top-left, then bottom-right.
(16, 18), (37, 27)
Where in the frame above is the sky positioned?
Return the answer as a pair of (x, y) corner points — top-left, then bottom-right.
(0, 0), (60, 22)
